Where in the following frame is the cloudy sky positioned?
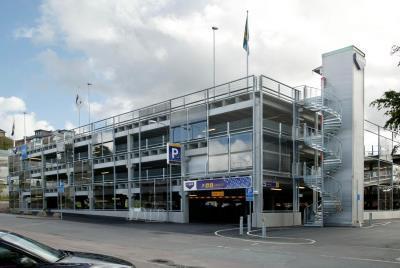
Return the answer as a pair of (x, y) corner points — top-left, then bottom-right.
(1, 0), (399, 139)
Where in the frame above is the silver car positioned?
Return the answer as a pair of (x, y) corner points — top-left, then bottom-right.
(0, 230), (135, 267)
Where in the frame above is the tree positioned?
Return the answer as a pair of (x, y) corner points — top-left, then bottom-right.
(370, 45), (400, 155)
(370, 90), (400, 131)
(0, 136), (12, 150)
(370, 45), (400, 131)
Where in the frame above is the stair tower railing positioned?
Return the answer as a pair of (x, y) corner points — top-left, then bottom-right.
(296, 85), (343, 226)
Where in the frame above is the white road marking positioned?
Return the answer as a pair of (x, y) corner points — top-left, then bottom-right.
(246, 229), (316, 245)
(214, 228), (316, 245)
(361, 221), (392, 229)
(321, 254), (400, 264)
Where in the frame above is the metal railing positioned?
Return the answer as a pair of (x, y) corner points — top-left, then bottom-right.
(260, 75), (298, 102)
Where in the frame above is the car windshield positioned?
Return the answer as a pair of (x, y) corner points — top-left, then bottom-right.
(2, 233), (64, 263)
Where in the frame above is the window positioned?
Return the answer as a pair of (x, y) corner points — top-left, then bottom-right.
(102, 141), (114, 156)
(0, 245), (38, 267)
(230, 132), (253, 170)
(263, 133), (292, 173)
(172, 126), (187, 143)
(2, 233), (63, 263)
(209, 136), (229, 172)
(92, 144), (102, 157)
(189, 121), (206, 140)
(187, 155), (207, 174)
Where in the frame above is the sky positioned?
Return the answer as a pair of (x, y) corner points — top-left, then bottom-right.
(1, 0), (400, 139)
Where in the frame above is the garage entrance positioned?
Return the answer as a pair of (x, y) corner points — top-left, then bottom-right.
(189, 189), (247, 223)
(46, 197), (58, 209)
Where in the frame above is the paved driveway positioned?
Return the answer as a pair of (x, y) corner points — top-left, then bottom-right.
(1, 213), (400, 267)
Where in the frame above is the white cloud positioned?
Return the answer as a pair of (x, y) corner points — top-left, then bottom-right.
(14, 2), (56, 43)
(0, 96), (54, 140)
(15, 0), (400, 126)
(14, 27), (34, 39)
(64, 121), (76, 130)
(0, 97), (26, 113)
(90, 97), (135, 121)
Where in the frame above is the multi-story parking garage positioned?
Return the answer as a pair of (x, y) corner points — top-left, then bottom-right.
(8, 46), (370, 227)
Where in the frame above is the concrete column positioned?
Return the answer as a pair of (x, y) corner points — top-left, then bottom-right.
(253, 77), (262, 227)
(321, 46), (365, 226)
(127, 133), (132, 210)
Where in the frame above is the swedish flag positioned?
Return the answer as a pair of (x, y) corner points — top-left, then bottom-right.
(243, 12), (249, 55)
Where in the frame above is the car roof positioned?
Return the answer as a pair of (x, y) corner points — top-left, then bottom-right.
(0, 230), (13, 239)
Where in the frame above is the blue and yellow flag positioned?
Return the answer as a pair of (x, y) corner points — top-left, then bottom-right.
(243, 13), (249, 55)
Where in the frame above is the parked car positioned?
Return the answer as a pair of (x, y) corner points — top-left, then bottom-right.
(0, 230), (135, 267)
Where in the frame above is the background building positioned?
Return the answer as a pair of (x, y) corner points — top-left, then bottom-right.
(8, 46), (369, 227)
(364, 120), (400, 218)
(0, 129), (12, 210)
(0, 150), (9, 200)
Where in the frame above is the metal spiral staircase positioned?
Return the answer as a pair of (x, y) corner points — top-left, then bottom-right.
(298, 88), (343, 226)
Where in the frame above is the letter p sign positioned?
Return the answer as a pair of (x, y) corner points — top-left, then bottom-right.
(167, 143), (181, 165)
(172, 148), (179, 158)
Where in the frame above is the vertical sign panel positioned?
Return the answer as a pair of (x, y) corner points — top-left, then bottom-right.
(167, 143), (181, 165)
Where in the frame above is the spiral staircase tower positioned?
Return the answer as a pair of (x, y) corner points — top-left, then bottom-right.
(298, 87), (343, 226)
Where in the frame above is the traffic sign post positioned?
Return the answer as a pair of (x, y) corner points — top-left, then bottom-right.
(58, 182), (64, 220)
(166, 143), (181, 221)
(246, 187), (253, 229)
(246, 188), (254, 202)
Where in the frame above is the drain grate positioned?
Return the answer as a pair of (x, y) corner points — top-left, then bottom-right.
(148, 259), (205, 268)
(149, 258), (174, 265)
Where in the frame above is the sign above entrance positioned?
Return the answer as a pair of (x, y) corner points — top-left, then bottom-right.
(184, 176), (252, 191)
(211, 191), (224, 197)
(167, 143), (181, 165)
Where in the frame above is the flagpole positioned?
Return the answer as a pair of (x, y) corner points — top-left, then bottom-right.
(245, 10), (249, 89)
(77, 90), (81, 130)
(247, 47), (249, 87)
(212, 26), (218, 90)
(23, 112), (26, 144)
(78, 105), (81, 129)
(12, 117), (15, 148)
(87, 83), (92, 128)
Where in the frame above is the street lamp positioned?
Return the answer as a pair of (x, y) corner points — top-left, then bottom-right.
(87, 83), (92, 126)
(212, 26), (218, 90)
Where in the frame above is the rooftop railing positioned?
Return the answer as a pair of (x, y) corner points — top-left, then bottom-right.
(260, 75), (299, 102)
(72, 75), (255, 135)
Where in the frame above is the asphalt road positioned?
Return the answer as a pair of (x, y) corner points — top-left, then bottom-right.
(1, 213), (400, 267)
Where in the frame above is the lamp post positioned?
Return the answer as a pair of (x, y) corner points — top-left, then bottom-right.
(87, 83), (92, 128)
(212, 26), (218, 90)
(23, 112), (26, 144)
(149, 119), (171, 219)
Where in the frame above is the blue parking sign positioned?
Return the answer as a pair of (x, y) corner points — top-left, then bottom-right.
(246, 188), (254, 202)
(58, 181), (64, 194)
(20, 144), (28, 160)
(167, 143), (181, 165)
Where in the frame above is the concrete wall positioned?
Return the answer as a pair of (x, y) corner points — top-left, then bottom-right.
(0, 201), (8, 212)
(54, 209), (186, 223)
(322, 46), (365, 226)
(255, 212), (302, 227)
(364, 211), (400, 220)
